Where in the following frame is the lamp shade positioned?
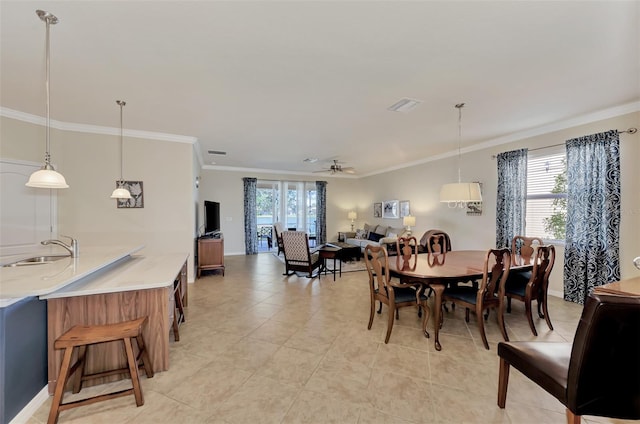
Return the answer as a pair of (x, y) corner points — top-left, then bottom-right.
(403, 215), (416, 227)
(25, 167), (69, 188)
(348, 211), (357, 220)
(439, 182), (482, 203)
(110, 186), (132, 199)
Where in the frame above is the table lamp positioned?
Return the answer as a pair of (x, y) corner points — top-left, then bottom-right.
(403, 215), (416, 236)
(348, 211), (357, 231)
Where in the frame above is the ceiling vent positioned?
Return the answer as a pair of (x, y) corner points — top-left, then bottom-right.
(387, 98), (422, 113)
(208, 150), (227, 155)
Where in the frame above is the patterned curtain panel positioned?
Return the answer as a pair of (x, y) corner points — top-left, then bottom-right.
(564, 130), (620, 304)
(495, 148), (528, 248)
(315, 181), (327, 245)
(243, 177), (258, 255)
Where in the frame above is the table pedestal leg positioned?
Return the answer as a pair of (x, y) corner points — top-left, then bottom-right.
(430, 283), (445, 351)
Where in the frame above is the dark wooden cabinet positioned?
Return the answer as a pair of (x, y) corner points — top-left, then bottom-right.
(197, 237), (225, 277)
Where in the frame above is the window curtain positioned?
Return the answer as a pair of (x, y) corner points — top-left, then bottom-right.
(315, 181), (327, 245)
(243, 177), (258, 255)
(564, 130), (620, 304)
(495, 148), (528, 248)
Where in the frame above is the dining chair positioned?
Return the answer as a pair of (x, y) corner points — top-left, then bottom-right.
(441, 248), (511, 349)
(511, 235), (543, 264)
(497, 292), (640, 424)
(364, 244), (430, 343)
(505, 244), (556, 336)
(281, 231), (322, 278)
(273, 222), (285, 256)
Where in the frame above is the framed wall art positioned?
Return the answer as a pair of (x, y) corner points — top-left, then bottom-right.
(382, 200), (399, 219)
(373, 202), (382, 218)
(466, 182), (482, 216)
(116, 181), (144, 208)
(399, 200), (410, 218)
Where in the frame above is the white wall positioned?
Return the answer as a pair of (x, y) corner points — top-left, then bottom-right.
(0, 116), (197, 281)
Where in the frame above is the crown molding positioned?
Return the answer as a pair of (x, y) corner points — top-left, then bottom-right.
(201, 164), (357, 178)
(0, 107), (197, 144)
(362, 101), (640, 178)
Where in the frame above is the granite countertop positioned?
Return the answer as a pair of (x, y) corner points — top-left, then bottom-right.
(0, 244), (145, 302)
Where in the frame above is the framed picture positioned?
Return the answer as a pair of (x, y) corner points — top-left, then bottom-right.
(466, 182), (482, 216)
(399, 200), (410, 218)
(383, 200), (399, 219)
(116, 181), (144, 208)
(373, 202), (382, 218)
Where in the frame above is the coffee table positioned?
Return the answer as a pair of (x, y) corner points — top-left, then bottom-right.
(329, 241), (361, 262)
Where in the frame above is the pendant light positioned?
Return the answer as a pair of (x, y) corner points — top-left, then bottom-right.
(110, 100), (132, 199)
(439, 103), (482, 208)
(26, 10), (69, 189)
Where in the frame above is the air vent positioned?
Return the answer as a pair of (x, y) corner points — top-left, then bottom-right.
(387, 98), (422, 113)
(208, 150), (227, 155)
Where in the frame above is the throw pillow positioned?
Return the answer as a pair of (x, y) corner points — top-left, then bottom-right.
(368, 232), (384, 242)
(355, 229), (366, 239)
(387, 232), (397, 239)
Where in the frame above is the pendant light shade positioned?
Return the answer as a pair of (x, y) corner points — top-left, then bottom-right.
(110, 100), (132, 199)
(26, 10), (68, 189)
(439, 103), (481, 208)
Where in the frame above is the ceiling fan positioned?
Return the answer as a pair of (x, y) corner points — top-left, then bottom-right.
(313, 159), (356, 174)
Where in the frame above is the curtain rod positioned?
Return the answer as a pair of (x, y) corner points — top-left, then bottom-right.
(491, 127), (637, 159)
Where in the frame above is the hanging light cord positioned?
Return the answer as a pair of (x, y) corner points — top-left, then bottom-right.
(41, 11), (58, 169)
(455, 102), (465, 184)
(116, 100), (126, 185)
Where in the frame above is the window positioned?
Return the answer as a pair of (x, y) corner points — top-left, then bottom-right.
(525, 147), (567, 242)
(256, 180), (317, 234)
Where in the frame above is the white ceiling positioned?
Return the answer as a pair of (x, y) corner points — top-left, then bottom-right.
(1, 1), (639, 176)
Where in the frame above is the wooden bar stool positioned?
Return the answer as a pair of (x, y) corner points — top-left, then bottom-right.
(48, 316), (154, 424)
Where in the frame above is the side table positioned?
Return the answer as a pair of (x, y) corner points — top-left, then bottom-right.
(318, 245), (342, 281)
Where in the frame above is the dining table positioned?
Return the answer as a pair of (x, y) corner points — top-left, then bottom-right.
(387, 250), (534, 351)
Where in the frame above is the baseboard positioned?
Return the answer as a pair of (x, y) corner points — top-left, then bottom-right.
(548, 289), (563, 298)
(9, 385), (48, 424)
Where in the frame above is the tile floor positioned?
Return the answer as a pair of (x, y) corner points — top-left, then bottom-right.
(28, 253), (634, 423)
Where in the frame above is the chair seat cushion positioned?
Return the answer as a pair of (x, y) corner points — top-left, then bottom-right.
(443, 285), (478, 304)
(498, 341), (572, 403)
(505, 271), (531, 296)
(392, 286), (424, 303)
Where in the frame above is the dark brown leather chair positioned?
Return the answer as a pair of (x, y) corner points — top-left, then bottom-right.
(497, 292), (640, 424)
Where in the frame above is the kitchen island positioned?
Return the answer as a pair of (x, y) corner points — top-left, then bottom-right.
(0, 245), (188, 421)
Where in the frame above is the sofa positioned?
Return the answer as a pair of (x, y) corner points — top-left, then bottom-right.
(345, 223), (409, 254)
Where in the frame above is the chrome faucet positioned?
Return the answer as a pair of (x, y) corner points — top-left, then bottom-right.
(41, 235), (79, 258)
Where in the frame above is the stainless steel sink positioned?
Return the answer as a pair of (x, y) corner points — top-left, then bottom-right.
(2, 255), (70, 267)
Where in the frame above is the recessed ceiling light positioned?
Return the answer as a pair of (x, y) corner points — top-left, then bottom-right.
(304, 158), (318, 163)
(387, 98), (423, 113)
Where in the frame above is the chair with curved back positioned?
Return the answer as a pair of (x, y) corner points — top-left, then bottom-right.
(498, 292), (640, 424)
(441, 248), (511, 349)
(281, 231), (322, 278)
(364, 244), (430, 343)
(273, 222), (285, 256)
(511, 235), (543, 265)
(505, 244), (556, 336)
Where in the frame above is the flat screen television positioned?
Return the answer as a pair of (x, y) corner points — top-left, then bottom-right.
(204, 201), (220, 235)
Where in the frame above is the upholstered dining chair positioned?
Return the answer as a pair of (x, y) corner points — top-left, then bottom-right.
(364, 244), (430, 343)
(497, 292), (640, 424)
(505, 244), (556, 336)
(273, 222), (285, 256)
(441, 248), (511, 349)
(281, 231), (322, 278)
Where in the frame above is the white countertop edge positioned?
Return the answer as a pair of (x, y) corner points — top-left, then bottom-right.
(39, 253), (188, 300)
(0, 245), (145, 301)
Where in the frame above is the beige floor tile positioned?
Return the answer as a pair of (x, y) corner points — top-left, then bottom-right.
(281, 389), (362, 424)
(27, 254), (595, 424)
